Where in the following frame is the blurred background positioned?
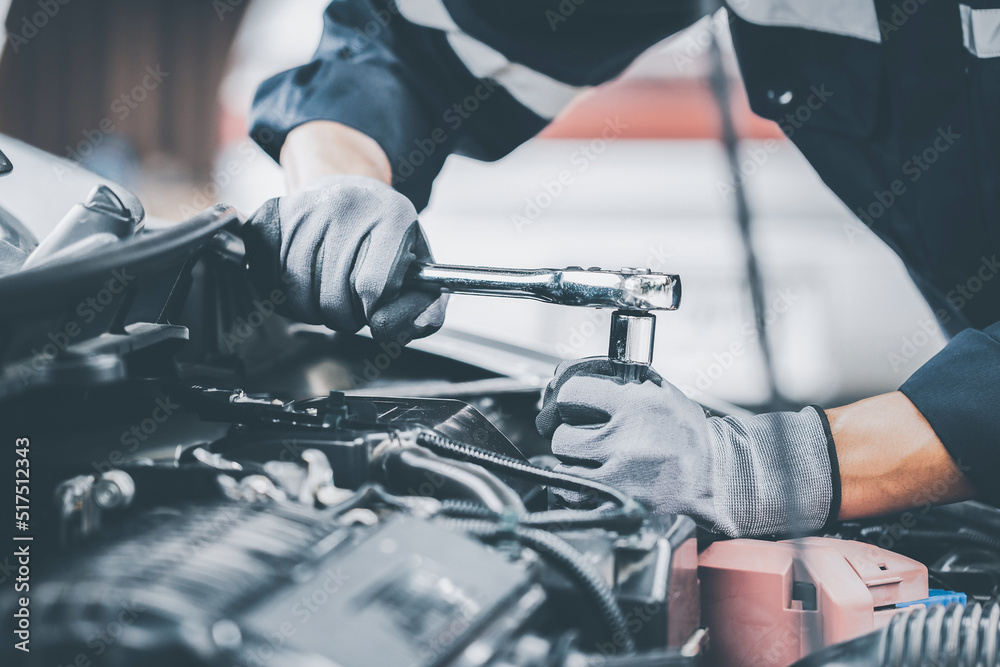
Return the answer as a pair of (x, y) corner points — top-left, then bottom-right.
(0, 0), (947, 409)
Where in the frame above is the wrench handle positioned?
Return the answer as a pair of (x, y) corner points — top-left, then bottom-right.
(405, 263), (556, 302)
(405, 263), (681, 311)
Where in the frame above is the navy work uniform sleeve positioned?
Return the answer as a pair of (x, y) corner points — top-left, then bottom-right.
(248, 0), (704, 210)
(248, 0), (545, 209)
(901, 320), (1000, 503)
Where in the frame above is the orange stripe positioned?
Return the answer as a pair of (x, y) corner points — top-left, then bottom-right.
(542, 78), (785, 141)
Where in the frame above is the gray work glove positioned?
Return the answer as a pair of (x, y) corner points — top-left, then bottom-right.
(242, 175), (447, 343)
(536, 358), (839, 538)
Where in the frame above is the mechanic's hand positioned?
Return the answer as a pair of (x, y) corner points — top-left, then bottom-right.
(242, 175), (447, 344)
(536, 357), (838, 538)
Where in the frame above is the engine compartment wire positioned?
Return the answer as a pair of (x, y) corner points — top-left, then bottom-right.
(415, 430), (647, 533)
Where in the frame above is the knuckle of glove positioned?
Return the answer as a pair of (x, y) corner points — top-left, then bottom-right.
(414, 293), (448, 331)
(554, 400), (610, 427)
(304, 180), (425, 333)
(351, 221), (421, 308)
(549, 416), (618, 467)
(537, 367), (613, 437)
(369, 291), (446, 344)
(551, 357), (614, 384)
(556, 375), (621, 413)
(250, 177), (432, 336)
(245, 196), (329, 326)
(535, 403), (560, 439)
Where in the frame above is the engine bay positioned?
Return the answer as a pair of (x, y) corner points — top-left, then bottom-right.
(14, 384), (705, 666)
(8, 373), (1000, 667)
(3, 139), (1000, 667)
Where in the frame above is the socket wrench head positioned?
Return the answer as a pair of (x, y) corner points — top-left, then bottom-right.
(609, 310), (656, 383)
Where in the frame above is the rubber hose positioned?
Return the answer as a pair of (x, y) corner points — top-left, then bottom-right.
(442, 517), (636, 654)
(416, 431), (646, 534)
(860, 526), (1000, 552)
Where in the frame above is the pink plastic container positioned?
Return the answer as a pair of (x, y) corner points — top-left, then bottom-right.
(699, 536), (929, 667)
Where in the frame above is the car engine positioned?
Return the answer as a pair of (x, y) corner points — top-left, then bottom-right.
(11, 386), (701, 667)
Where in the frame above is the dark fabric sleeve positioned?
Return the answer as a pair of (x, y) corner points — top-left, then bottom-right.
(899, 321), (1000, 504)
(247, 0), (548, 210)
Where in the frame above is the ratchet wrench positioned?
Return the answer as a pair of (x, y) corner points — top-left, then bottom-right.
(404, 263), (681, 382)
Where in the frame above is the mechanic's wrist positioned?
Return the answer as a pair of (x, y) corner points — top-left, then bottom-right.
(707, 406), (838, 538)
(280, 120), (392, 192)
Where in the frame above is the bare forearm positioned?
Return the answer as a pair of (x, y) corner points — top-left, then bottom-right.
(279, 120), (392, 193)
(827, 391), (976, 520)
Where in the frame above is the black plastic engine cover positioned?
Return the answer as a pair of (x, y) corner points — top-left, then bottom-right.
(7, 502), (543, 667)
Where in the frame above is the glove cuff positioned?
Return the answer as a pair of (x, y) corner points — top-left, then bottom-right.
(708, 406), (835, 538)
(810, 404), (842, 529)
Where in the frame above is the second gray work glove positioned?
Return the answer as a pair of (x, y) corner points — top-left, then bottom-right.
(536, 358), (840, 538)
(242, 175), (447, 343)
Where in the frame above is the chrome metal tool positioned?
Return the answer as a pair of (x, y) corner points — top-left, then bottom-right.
(405, 263), (681, 382)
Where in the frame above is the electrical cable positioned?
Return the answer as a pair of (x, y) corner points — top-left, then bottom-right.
(440, 517), (637, 654)
(415, 430), (646, 533)
(860, 526), (1000, 552)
